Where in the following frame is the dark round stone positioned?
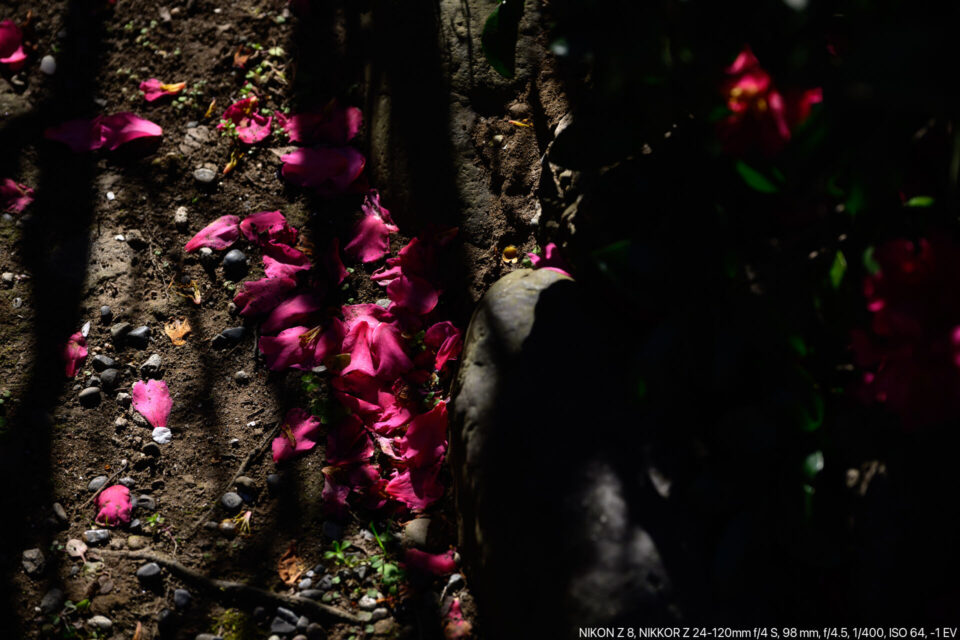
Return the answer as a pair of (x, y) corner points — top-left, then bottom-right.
(79, 387), (102, 407)
(91, 354), (118, 371)
(126, 326), (151, 349)
(100, 368), (120, 391)
(220, 492), (243, 513)
(136, 562), (162, 582)
(100, 305), (112, 322)
(222, 249), (249, 280)
(173, 588), (192, 610)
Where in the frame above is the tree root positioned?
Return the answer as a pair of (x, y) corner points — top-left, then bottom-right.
(99, 549), (359, 624)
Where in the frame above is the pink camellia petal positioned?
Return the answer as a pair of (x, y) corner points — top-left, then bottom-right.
(527, 243), (571, 277)
(283, 103), (363, 145)
(344, 191), (399, 263)
(184, 215), (240, 252)
(324, 238), (349, 285)
(321, 467), (351, 518)
(387, 273), (439, 315)
(347, 463), (389, 511)
(219, 96), (273, 144)
(95, 485), (132, 527)
(342, 303), (392, 330)
(341, 320), (377, 377)
(63, 331), (87, 378)
(326, 413), (375, 466)
(424, 321), (462, 371)
(131, 379), (173, 429)
(331, 372), (383, 416)
(393, 401), (448, 468)
(404, 548), (458, 576)
(233, 275), (297, 316)
(262, 240), (311, 279)
(281, 146), (366, 195)
(44, 118), (104, 153)
(98, 113), (164, 151)
(0, 178), (33, 214)
(139, 78), (186, 102)
(0, 20), (27, 70)
(385, 464), (444, 511)
(259, 326), (311, 371)
(240, 210), (297, 246)
(303, 317), (345, 367)
(444, 598), (472, 639)
(272, 407), (321, 463)
(371, 391), (413, 435)
(371, 322), (413, 381)
(370, 264), (402, 287)
(262, 292), (326, 334)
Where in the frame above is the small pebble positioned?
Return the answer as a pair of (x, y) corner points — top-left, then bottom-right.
(221, 492), (243, 513)
(315, 574), (334, 591)
(86, 376), (101, 389)
(174, 206), (189, 230)
(371, 607), (389, 621)
(134, 495), (156, 511)
(195, 635), (223, 640)
(270, 617), (296, 635)
(40, 55), (56, 75)
(136, 562), (162, 583)
(88, 615), (113, 631)
(22, 548), (45, 575)
(78, 387), (102, 407)
(297, 578), (313, 590)
(39, 588), (63, 614)
(141, 442), (161, 457)
(219, 521), (237, 537)
(110, 322), (132, 341)
(402, 518), (431, 547)
(151, 427), (173, 444)
(296, 616), (309, 632)
(119, 476), (135, 488)
(222, 249), (248, 279)
(446, 573), (465, 592)
(91, 354), (118, 371)
(140, 353), (163, 378)
(106, 191), (115, 201)
(126, 325), (151, 349)
(174, 588), (192, 610)
(266, 473), (283, 494)
(358, 595), (378, 611)
(1, 272), (14, 284)
(100, 305), (112, 322)
(100, 368), (120, 391)
(116, 392), (132, 407)
(126, 535), (148, 550)
(52, 502), (68, 523)
(83, 529), (111, 546)
(193, 166), (217, 184)
(87, 475), (108, 492)
(276, 607), (298, 624)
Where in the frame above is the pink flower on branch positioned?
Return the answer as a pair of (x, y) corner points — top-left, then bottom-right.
(139, 78), (186, 102)
(272, 408), (321, 463)
(184, 215), (240, 252)
(131, 379), (173, 429)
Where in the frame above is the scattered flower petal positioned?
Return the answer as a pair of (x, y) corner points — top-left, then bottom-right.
(139, 78), (186, 102)
(262, 292), (326, 334)
(387, 273), (439, 315)
(63, 331), (87, 378)
(527, 243), (571, 277)
(219, 96), (273, 144)
(45, 113), (163, 153)
(272, 407), (321, 463)
(282, 102), (363, 145)
(443, 598), (473, 639)
(95, 485), (132, 527)
(0, 178), (33, 214)
(326, 414), (375, 466)
(184, 215), (240, 252)
(233, 275), (298, 316)
(240, 210), (297, 246)
(0, 20), (27, 71)
(424, 321), (462, 371)
(281, 146), (366, 195)
(385, 464), (444, 511)
(392, 401), (448, 468)
(131, 379), (173, 429)
(344, 191), (399, 263)
(403, 548), (458, 575)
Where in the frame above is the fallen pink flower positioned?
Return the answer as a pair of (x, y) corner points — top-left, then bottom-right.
(262, 241), (311, 279)
(371, 391), (413, 435)
(184, 215), (240, 252)
(45, 113), (163, 153)
(385, 464), (444, 511)
(240, 210), (297, 246)
(234, 275), (297, 316)
(131, 379), (173, 429)
(528, 242), (571, 277)
(281, 102), (363, 145)
(321, 467), (350, 518)
(403, 548), (458, 576)
(331, 371), (383, 416)
(272, 407), (321, 463)
(219, 96), (273, 145)
(326, 413), (375, 466)
(393, 401), (448, 468)
(443, 598), (472, 639)
(0, 178), (33, 214)
(341, 319), (377, 377)
(371, 321), (413, 380)
(347, 463), (389, 510)
(262, 292), (326, 334)
(139, 78), (186, 102)
(387, 273), (439, 315)
(424, 321), (462, 371)
(0, 20), (27, 71)
(344, 191), (399, 263)
(95, 485), (132, 527)
(281, 146), (366, 195)
(260, 326), (312, 371)
(63, 331), (87, 378)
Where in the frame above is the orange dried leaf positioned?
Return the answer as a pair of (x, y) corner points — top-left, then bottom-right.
(164, 318), (192, 345)
(277, 542), (305, 586)
(133, 622), (143, 640)
(204, 98), (217, 119)
(233, 45), (252, 69)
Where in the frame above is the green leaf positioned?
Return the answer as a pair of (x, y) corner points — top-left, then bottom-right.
(735, 161), (779, 194)
(481, 0), (524, 78)
(829, 250), (847, 290)
(863, 246), (881, 275)
(905, 195), (935, 207)
(802, 450), (824, 480)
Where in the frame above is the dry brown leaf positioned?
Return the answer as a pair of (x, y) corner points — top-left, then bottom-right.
(233, 44), (253, 69)
(133, 621), (143, 640)
(164, 318), (192, 345)
(277, 541), (305, 586)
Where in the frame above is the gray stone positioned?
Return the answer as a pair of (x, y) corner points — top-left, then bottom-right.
(358, 594), (378, 610)
(126, 325), (151, 349)
(446, 573), (465, 592)
(297, 616), (309, 632)
(86, 376), (101, 389)
(222, 249), (249, 280)
(136, 562), (161, 582)
(299, 589), (324, 600)
(134, 495), (156, 511)
(193, 166), (217, 184)
(119, 476), (136, 488)
(100, 368), (120, 391)
(1, 272), (13, 285)
(195, 635), (223, 640)
(84, 529), (111, 546)
(221, 491), (243, 513)
(402, 518), (430, 547)
(270, 616), (297, 635)
(132, 412), (150, 428)
(126, 535), (148, 550)
(110, 322), (132, 341)
(276, 606), (298, 624)
(174, 206), (189, 231)
(78, 387), (101, 407)
(129, 518), (142, 533)
(140, 353), (163, 378)
(218, 521), (236, 537)
(100, 305), (112, 322)
(315, 574), (334, 591)
(88, 615), (113, 631)
(22, 548), (44, 575)
(116, 392), (132, 407)
(213, 326), (245, 348)
(306, 623), (325, 640)
(174, 588), (192, 610)
(266, 473), (283, 494)
(234, 369), (251, 384)
(370, 607), (389, 621)
(39, 588), (63, 613)
(52, 502), (68, 523)
(91, 354), (118, 371)
(357, 611), (373, 623)
(298, 577), (313, 590)
(141, 442), (161, 457)
(87, 475), (108, 492)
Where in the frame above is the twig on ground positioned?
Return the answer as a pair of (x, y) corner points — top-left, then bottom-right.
(99, 549), (359, 623)
(183, 424), (278, 540)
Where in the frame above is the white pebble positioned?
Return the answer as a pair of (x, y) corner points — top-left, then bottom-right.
(115, 234), (125, 242)
(151, 427), (172, 444)
(40, 55), (57, 75)
(106, 191), (115, 201)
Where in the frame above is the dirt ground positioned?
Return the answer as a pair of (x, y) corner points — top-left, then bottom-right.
(0, 0), (570, 638)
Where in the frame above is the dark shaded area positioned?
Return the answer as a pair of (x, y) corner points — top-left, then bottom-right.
(0, 0), (106, 636)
